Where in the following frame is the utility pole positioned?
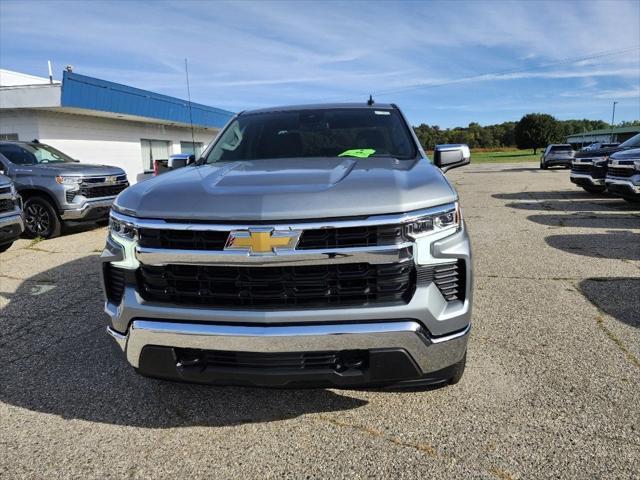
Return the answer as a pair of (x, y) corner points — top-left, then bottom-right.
(610, 101), (618, 142)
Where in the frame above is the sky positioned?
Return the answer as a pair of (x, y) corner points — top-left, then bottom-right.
(0, 0), (639, 128)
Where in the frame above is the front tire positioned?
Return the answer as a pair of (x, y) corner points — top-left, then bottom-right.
(581, 185), (606, 194)
(540, 161), (548, 170)
(0, 242), (12, 253)
(23, 196), (62, 239)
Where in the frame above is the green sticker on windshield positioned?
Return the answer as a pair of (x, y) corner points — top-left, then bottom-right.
(338, 149), (376, 158)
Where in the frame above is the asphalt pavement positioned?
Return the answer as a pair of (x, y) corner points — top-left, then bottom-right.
(1, 162), (638, 479)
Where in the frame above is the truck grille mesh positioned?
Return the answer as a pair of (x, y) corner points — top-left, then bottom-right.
(138, 262), (416, 308)
(0, 198), (15, 213)
(571, 164), (591, 173)
(79, 183), (128, 198)
(607, 167), (635, 178)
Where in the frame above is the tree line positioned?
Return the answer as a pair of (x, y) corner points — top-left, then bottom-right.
(413, 115), (640, 153)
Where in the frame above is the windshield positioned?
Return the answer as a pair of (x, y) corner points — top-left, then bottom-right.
(619, 134), (640, 149)
(204, 108), (417, 163)
(0, 143), (75, 165)
(550, 145), (572, 152)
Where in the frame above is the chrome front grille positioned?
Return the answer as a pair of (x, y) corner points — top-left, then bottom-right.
(109, 203), (465, 308)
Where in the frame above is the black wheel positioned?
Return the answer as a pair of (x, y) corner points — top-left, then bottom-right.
(540, 162), (548, 170)
(0, 242), (12, 253)
(582, 185), (606, 194)
(448, 352), (467, 385)
(23, 196), (61, 239)
(95, 218), (110, 227)
(623, 195), (640, 203)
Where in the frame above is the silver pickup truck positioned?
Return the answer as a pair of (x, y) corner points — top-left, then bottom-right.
(101, 103), (473, 388)
(0, 141), (128, 238)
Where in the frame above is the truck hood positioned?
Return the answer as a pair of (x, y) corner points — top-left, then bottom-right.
(116, 157), (457, 221)
(575, 146), (625, 158)
(610, 148), (640, 161)
(27, 162), (126, 176)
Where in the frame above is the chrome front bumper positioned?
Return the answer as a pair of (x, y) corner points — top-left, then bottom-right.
(61, 198), (116, 220)
(107, 320), (470, 373)
(569, 172), (605, 186)
(0, 211), (24, 230)
(605, 177), (640, 194)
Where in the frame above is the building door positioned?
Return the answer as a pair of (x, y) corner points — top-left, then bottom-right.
(180, 141), (203, 157)
(140, 139), (171, 172)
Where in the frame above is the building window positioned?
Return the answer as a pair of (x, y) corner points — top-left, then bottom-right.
(180, 141), (203, 156)
(140, 139), (171, 172)
(0, 133), (19, 141)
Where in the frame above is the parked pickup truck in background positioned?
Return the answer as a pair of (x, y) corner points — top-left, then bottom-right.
(0, 174), (24, 252)
(605, 148), (640, 203)
(0, 141), (129, 238)
(102, 102), (473, 388)
(570, 133), (640, 194)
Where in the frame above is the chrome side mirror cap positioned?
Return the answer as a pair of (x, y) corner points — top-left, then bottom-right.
(433, 144), (471, 172)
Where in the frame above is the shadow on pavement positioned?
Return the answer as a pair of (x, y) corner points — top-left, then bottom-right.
(0, 256), (366, 428)
(493, 191), (611, 201)
(545, 231), (640, 261)
(579, 278), (640, 329)
(469, 167), (541, 173)
(527, 213), (640, 229)
(503, 200), (636, 212)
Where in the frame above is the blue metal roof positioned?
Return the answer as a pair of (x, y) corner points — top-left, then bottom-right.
(60, 71), (234, 128)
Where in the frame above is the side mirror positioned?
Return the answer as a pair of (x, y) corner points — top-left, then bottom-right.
(167, 154), (195, 170)
(433, 144), (471, 172)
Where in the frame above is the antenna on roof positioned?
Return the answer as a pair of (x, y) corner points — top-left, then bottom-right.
(367, 94), (375, 106)
(184, 58), (196, 158)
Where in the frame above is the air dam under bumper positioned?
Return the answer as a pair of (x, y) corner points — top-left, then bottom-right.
(107, 320), (470, 387)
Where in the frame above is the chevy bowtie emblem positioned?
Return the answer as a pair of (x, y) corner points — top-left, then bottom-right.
(225, 229), (301, 255)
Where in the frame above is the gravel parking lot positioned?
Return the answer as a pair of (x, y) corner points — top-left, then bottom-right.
(1, 162), (638, 479)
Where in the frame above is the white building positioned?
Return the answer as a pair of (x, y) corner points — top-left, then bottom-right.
(0, 69), (234, 182)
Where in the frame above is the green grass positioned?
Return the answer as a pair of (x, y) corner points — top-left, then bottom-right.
(471, 149), (539, 163)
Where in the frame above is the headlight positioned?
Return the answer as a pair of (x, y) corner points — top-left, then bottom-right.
(594, 157), (608, 165)
(109, 215), (137, 240)
(55, 175), (83, 185)
(404, 203), (461, 238)
(9, 183), (17, 196)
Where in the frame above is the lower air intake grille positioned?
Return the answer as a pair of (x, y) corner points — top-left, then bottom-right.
(138, 262), (416, 309)
(416, 260), (466, 302)
(104, 264), (126, 303)
(176, 349), (367, 372)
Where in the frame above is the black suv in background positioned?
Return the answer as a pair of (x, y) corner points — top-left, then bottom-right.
(570, 133), (640, 194)
(540, 144), (574, 169)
